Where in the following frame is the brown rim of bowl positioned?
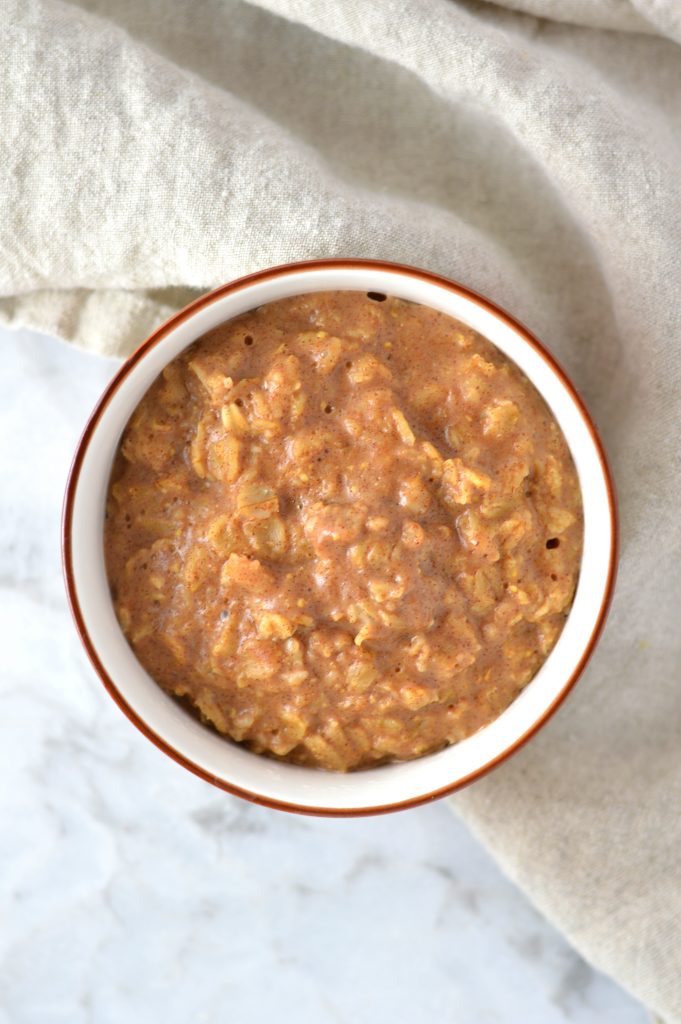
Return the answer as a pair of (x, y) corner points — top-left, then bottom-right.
(62, 258), (619, 817)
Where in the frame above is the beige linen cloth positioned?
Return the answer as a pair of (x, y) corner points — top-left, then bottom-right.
(3, 0), (680, 1017)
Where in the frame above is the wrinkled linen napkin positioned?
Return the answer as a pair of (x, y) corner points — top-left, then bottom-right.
(4, 0), (680, 1016)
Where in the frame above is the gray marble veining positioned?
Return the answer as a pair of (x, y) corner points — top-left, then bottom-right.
(0, 326), (648, 1024)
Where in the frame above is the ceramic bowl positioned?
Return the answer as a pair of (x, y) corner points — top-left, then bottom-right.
(62, 259), (617, 815)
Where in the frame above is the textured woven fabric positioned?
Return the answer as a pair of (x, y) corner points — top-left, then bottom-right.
(3, 0), (680, 1016)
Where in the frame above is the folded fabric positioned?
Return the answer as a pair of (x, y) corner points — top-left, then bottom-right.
(3, 0), (680, 1017)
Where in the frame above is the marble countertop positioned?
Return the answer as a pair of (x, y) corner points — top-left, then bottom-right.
(0, 325), (648, 1024)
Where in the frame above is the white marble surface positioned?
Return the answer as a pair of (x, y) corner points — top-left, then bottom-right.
(0, 325), (648, 1024)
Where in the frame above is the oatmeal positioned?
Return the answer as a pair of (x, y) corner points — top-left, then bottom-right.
(104, 291), (583, 770)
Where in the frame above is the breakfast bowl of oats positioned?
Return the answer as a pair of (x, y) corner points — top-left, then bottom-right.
(62, 260), (617, 815)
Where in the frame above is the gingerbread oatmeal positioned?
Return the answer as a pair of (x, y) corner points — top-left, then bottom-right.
(104, 291), (583, 770)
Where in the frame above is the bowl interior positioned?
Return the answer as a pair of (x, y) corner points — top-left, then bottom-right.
(66, 264), (615, 813)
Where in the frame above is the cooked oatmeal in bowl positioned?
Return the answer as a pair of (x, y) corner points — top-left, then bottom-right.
(63, 260), (616, 813)
(104, 291), (583, 772)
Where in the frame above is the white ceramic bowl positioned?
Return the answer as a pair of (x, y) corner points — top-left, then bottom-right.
(63, 259), (617, 815)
